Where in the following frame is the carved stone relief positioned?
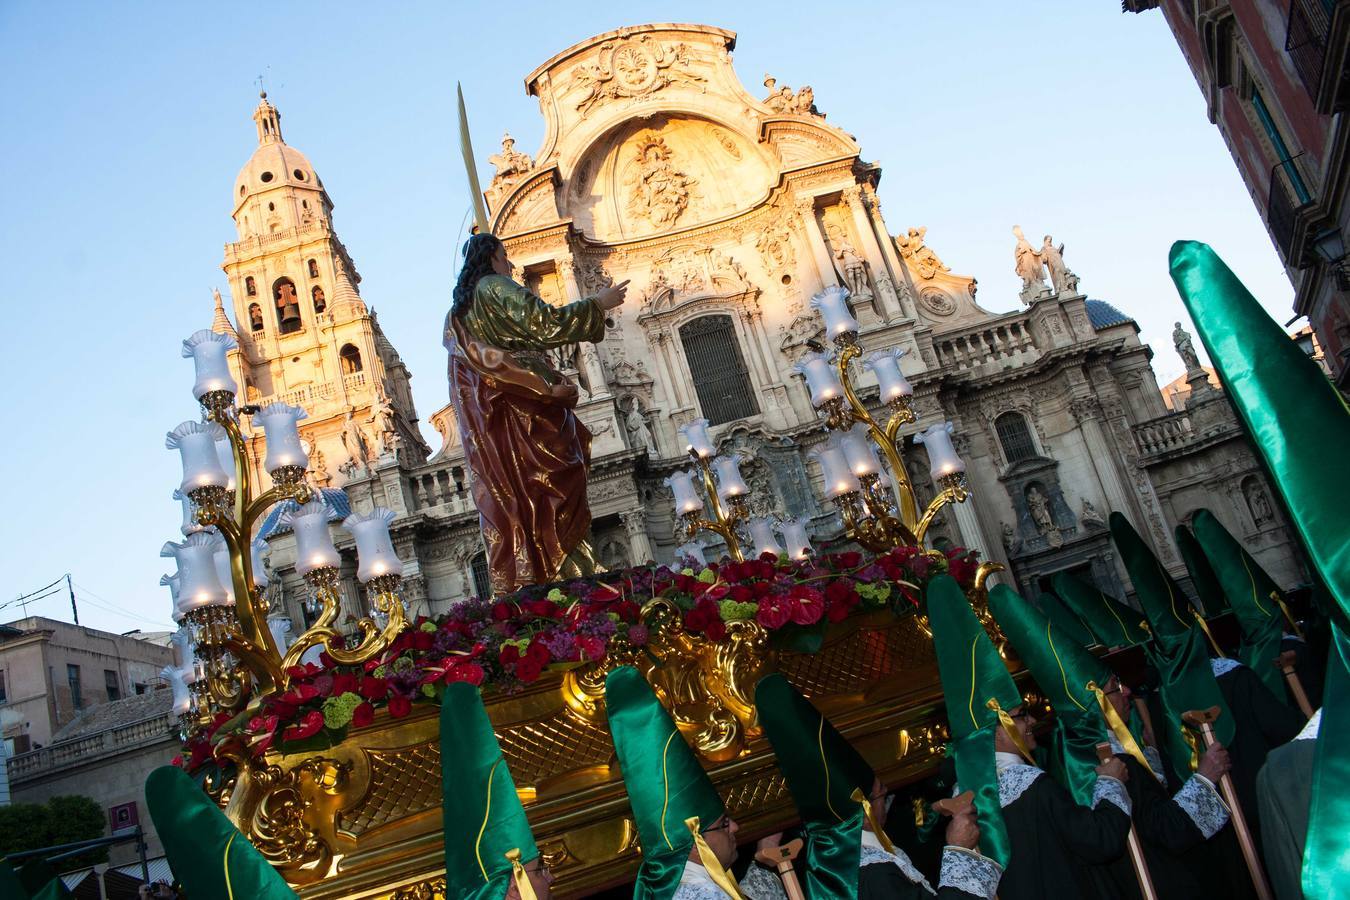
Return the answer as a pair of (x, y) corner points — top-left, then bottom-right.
(625, 134), (696, 228)
(570, 36), (707, 118)
(918, 287), (956, 317)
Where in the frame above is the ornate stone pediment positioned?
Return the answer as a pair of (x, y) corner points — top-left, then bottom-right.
(639, 245), (752, 315)
(491, 165), (563, 236)
(759, 118), (856, 169)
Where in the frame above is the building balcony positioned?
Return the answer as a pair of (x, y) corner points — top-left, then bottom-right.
(1268, 158), (1314, 266)
(1286, 0), (1350, 114)
(7, 711), (178, 784)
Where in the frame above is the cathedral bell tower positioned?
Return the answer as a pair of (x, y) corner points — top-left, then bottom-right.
(217, 93), (427, 488)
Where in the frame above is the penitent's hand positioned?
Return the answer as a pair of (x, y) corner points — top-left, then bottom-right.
(1197, 742), (1231, 783)
(596, 280), (630, 311)
(944, 810), (981, 850)
(1095, 757), (1128, 783)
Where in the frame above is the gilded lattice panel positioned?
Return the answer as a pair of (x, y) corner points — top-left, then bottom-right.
(780, 617), (933, 697)
(721, 772), (789, 816)
(495, 708), (615, 785)
(346, 742), (442, 835)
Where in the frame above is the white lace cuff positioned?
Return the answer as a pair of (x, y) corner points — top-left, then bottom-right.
(938, 847), (1002, 900)
(739, 863), (788, 900)
(1092, 775), (1131, 816)
(1174, 775), (1229, 839)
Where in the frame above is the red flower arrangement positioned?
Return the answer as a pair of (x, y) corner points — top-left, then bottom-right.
(179, 546), (977, 772)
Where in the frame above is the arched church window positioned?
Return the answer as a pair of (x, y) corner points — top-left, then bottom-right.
(307, 259), (319, 278)
(469, 551), (491, 600)
(312, 285), (326, 314)
(245, 276), (257, 297)
(995, 412), (1037, 464)
(679, 315), (759, 426)
(339, 344), (363, 374)
(273, 277), (302, 335)
(248, 303), (264, 332)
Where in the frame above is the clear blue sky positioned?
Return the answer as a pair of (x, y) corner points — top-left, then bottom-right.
(0, 2), (1296, 634)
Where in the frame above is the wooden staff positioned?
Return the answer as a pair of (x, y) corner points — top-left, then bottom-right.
(754, 837), (805, 900)
(931, 789), (976, 818)
(1182, 707), (1273, 900)
(1275, 650), (1315, 718)
(1095, 743), (1159, 900)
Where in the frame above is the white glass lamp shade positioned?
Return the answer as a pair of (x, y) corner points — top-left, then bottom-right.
(678, 418), (716, 459)
(862, 348), (914, 403)
(794, 352), (845, 408)
(173, 489), (203, 536)
(170, 626), (198, 685)
(840, 424), (881, 478)
(162, 665), (193, 715)
(810, 286), (860, 339)
(343, 507), (404, 583)
(209, 532), (238, 606)
(711, 455), (750, 501)
(664, 470), (704, 516)
(282, 500), (341, 575)
(914, 422), (965, 480)
(780, 517), (813, 560)
(214, 438), (238, 491)
(809, 436), (862, 498)
(166, 421), (231, 493)
(675, 542), (707, 567)
(182, 329), (238, 399)
(250, 539), (270, 588)
(161, 533), (231, 611)
(160, 573), (184, 622)
(748, 517), (784, 558)
(254, 402), (309, 473)
(267, 617), (294, 652)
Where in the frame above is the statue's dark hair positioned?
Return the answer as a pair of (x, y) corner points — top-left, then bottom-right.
(451, 233), (504, 318)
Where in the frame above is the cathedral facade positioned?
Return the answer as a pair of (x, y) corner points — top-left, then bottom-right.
(212, 24), (1304, 634)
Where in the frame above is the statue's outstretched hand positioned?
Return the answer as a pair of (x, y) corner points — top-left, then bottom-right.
(596, 280), (630, 311)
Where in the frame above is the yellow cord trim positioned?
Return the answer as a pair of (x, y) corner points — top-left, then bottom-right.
(505, 848), (538, 900)
(987, 698), (1035, 764)
(1243, 555), (1270, 617)
(1159, 561), (1187, 629)
(475, 758), (502, 882)
(660, 731), (677, 851)
(967, 634), (980, 731)
(852, 787), (897, 854)
(1101, 594), (1132, 645)
(1086, 680), (1151, 771)
(1047, 622), (1088, 711)
(686, 817), (747, 900)
(1191, 609), (1226, 659)
(223, 832), (236, 900)
(820, 716), (841, 822)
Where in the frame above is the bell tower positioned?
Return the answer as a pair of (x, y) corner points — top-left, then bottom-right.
(219, 93), (428, 487)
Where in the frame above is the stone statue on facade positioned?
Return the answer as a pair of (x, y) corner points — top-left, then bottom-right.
(1013, 225), (1049, 303)
(1079, 498), (1105, 528)
(623, 396), (655, 455)
(894, 226), (949, 280)
(369, 384), (399, 456)
(761, 75), (821, 116)
(488, 132), (533, 184)
(341, 409), (371, 472)
(310, 448), (333, 487)
(1041, 235), (1077, 294)
(1000, 521), (1017, 553)
(834, 237), (870, 297)
(626, 136), (693, 227)
(1027, 484), (1062, 547)
(1173, 321), (1202, 371)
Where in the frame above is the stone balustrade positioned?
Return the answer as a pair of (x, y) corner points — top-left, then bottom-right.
(933, 314), (1039, 374)
(1133, 410), (1196, 456)
(7, 713), (178, 784)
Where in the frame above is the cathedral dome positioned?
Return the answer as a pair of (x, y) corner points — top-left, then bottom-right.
(232, 93), (324, 214)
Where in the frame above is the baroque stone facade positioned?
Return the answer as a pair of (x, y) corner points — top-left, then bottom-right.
(220, 24), (1304, 627)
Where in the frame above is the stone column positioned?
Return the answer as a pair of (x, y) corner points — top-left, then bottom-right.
(1071, 398), (1133, 519)
(842, 186), (902, 322)
(620, 508), (654, 566)
(558, 252), (610, 398)
(861, 185), (918, 320)
(796, 197), (839, 290)
(950, 498), (1001, 586)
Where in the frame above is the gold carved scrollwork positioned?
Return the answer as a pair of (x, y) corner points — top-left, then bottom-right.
(391, 878), (446, 900)
(244, 757), (353, 884)
(561, 599), (773, 761)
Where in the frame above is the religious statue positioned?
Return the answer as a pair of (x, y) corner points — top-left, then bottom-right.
(624, 396), (655, 455)
(1000, 521), (1017, 552)
(368, 383), (398, 455)
(340, 409), (370, 472)
(1080, 497), (1105, 528)
(1027, 485), (1062, 547)
(626, 136), (693, 227)
(310, 448), (333, 487)
(762, 74), (820, 116)
(762, 75), (790, 112)
(793, 85), (818, 116)
(1041, 235), (1077, 294)
(445, 233), (629, 594)
(1013, 225), (1048, 302)
(833, 236), (869, 297)
(1173, 321), (1202, 370)
(894, 226), (949, 280)
(487, 132), (532, 183)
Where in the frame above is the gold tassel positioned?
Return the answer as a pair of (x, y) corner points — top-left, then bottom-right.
(851, 787), (897, 854)
(1191, 609), (1226, 658)
(504, 848), (538, 900)
(986, 698), (1035, 764)
(1086, 680), (1153, 771)
(456, 82), (492, 236)
(685, 817), (746, 900)
(504, 852), (534, 900)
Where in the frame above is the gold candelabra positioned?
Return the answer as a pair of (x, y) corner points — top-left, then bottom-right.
(672, 449), (750, 562)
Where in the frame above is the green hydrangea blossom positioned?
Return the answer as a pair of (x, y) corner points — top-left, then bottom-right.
(546, 587), (566, 603)
(681, 568), (695, 577)
(857, 582), (892, 606)
(696, 568), (717, 584)
(372, 665), (388, 679)
(420, 683), (438, 698)
(420, 621), (437, 633)
(718, 600), (758, 622)
(393, 655), (415, 673)
(322, 691), (363, 729)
